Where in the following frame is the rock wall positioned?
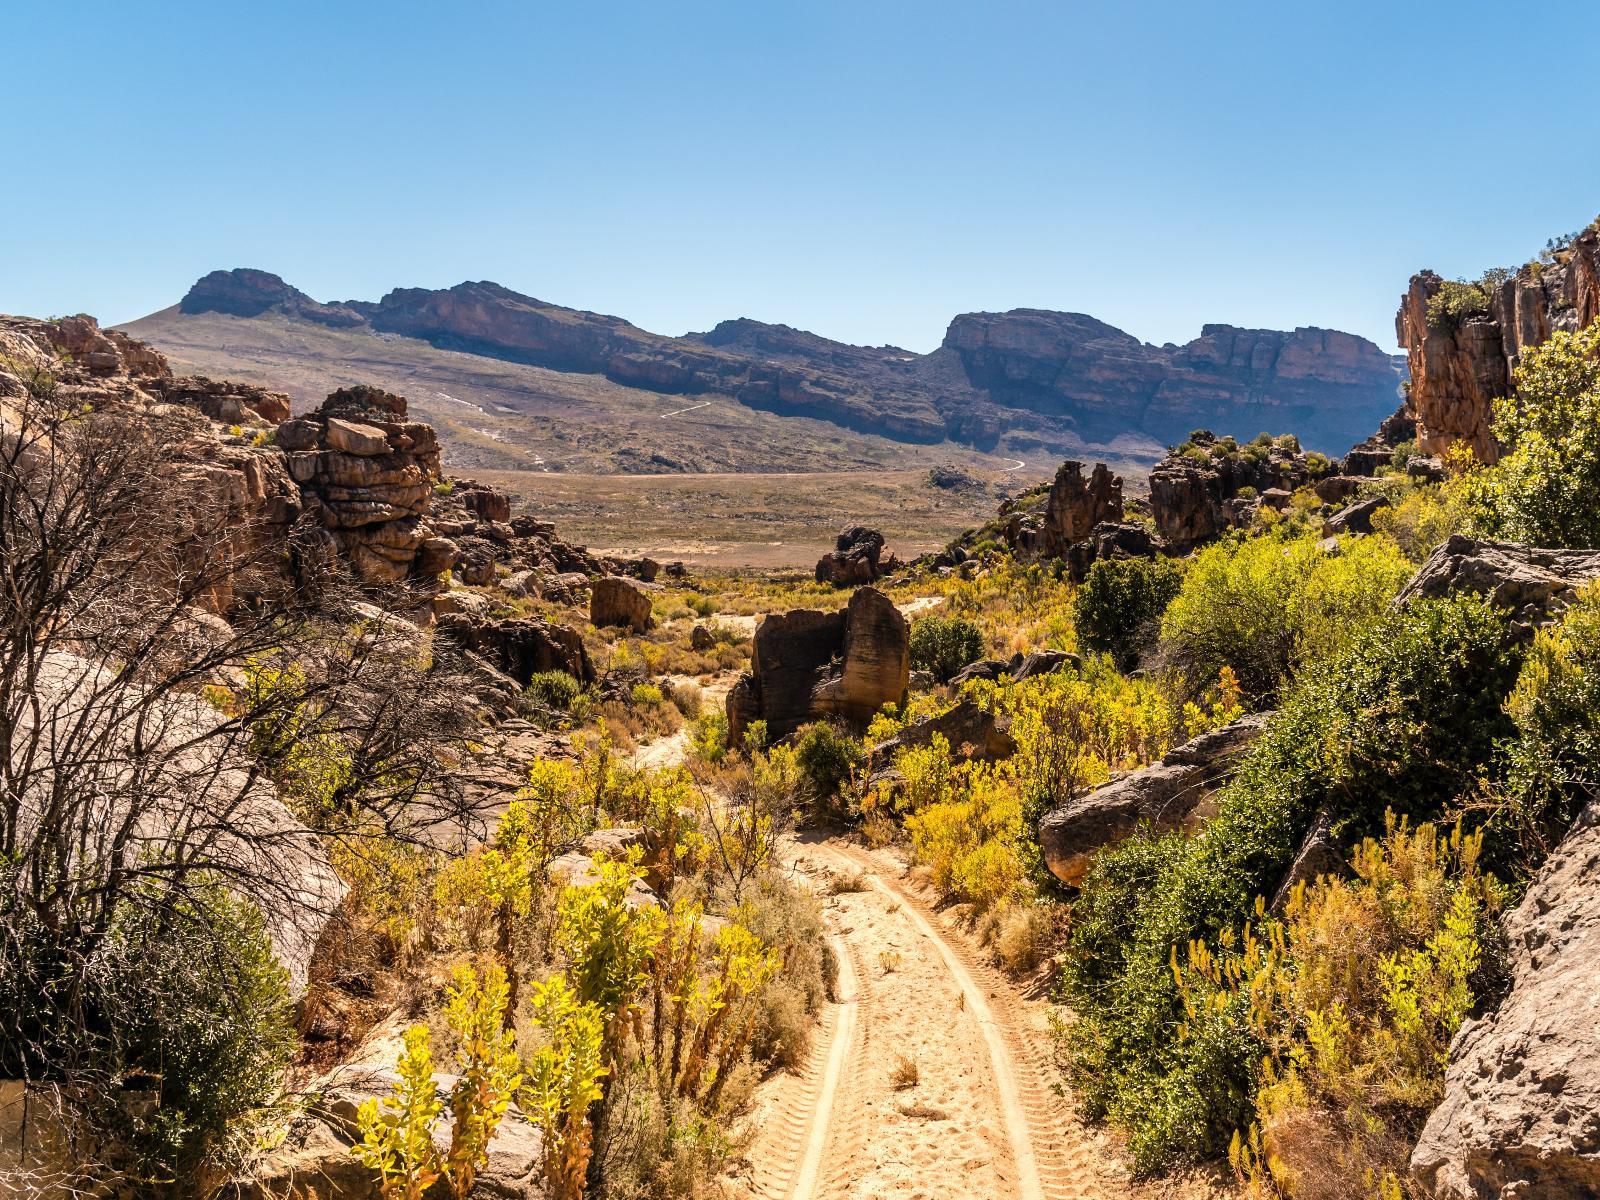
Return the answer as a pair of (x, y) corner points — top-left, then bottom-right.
(1396, 225), (1600, 461)
(1411, 797), (1600, 1198)
(1148, 432), (1318, 549)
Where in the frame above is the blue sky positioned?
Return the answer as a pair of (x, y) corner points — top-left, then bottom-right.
(4, 0), (1598, 352)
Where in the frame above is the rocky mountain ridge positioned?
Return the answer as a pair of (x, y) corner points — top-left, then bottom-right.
(153, 269), (1405, 457)
(1397, 221), (1600, 461)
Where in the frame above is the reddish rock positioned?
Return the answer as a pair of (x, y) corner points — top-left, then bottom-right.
(590, 575), (654, 633)
(1396, 226), (1600, 462)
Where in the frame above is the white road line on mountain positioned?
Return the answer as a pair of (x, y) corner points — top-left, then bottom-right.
(434, 390), (487, 415)
(660, 400), (712, 419)
(1003, 459), (1026, 471)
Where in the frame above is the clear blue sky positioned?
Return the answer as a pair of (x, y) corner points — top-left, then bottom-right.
(5, 0), (1598, 352)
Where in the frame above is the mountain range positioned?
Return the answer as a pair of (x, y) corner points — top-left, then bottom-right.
(121, 269), (1404, 478)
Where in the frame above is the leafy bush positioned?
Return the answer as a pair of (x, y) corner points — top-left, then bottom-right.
(1197, 818), (1503, 1199)
(909, 614), (984, 683)
(629, 682), (664, 707)
(1158, 529), (1412, 704)
(691, 709), (730, 763)
(1470, 323), (1600, 548)
(1064, 595), (1522, 1172)
(0, 884), (296, 1182)
(355, 965), (523, 1200)
(1074, 556), (1183, 671)
(905, 761), (1026, 910)
(527, 670), (583, 712)
(1425, 280), (1490, 333)
(1498, 582), (1600, 872)
(794, 721), (864, 804)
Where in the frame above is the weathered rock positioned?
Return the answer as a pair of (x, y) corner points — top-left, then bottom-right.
(1009, 649), (1079, 681)
(1269, 808), (1344, 913)
(872, 699), (1016, 762)
(1029, 461), (1123, 558)
(816, 526), (890, 586)
(1395, 536), (1600, 627)
(1322, 493), (1390, 537)
(278, 387), (442, 585)
(590, 575), (654, 632)
(950, 658), (1010, 686)
(1397, 227), (1600, 462)
(1040, 713), (1270, 886)
(1149, 431), (1321, 550)
(436, 614), (595, 685)
(811, 588), (911, 726)
(728, 586), (910, 742)
(690, 624), (716, 652)
(1410, 798), (1600, 1198)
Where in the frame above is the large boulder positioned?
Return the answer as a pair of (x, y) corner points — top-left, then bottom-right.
(816, 526), (891, 587)
(1322, 493), (1389, 537)
(1396, 536), (1600, 627)
(1033, 461), (1123, 558)
(1039, 713), (1269, 887)
(812, 588), (911, 725)
(1410, 798), (1600, 1198)
(871, 699), (1016, 762)
(590, 575), (654, 633)
(727, 587), (909, 741)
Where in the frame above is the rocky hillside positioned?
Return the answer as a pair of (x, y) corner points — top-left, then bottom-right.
(130, 268), (1404, 462)
(1397, 218), (1600, 461)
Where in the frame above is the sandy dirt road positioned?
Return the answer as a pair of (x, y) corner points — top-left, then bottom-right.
(735, 834), (1161, 1200)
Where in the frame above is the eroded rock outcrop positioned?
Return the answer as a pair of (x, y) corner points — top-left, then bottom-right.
(1410, 798), (1600, 1198)
(871, 699), (1016, 763)
(816, 526), (898, 586)
(1395, 536), (1600, 627)
(277, 386), (442, 585)
(591, 575), (655, 632)
(1039, 713), (1269, 887)
(1396, 224), (1600, 462)
(727, 587), (909, 742)
(436, 613), (594, 686)
(1149, 432), (1322, 549)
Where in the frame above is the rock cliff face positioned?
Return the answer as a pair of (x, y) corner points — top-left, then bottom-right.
(1396, 224), (1600, 461)
(168, 269), (1403, 456)
(1411, 797), (1600, 1198)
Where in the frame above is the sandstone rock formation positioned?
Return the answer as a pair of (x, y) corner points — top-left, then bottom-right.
(1322, 494), (1389, 537)
(591, 575), (655, 632)
(1013, 461), (1124, 558)
(277, 386), (442, 585)
(871, 698), (1016, 763)
(1395, 536), (1600, 627)
(1149, 431), (1323, 549)
(163, 269), (1403, 456)
(1410, 797), (1600, 1198)
(1039, 713), (1269, 887)
(727, 587), (910, 742)
(436, 613), (594, 686)
(816, 526), (895, 586)
(1396, 223), (1600, 461)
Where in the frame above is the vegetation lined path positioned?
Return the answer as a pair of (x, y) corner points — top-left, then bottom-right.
(737, 835), (1144, 1200)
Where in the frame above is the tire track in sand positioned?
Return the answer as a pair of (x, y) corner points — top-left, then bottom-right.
(826, 841), (1114, 1200)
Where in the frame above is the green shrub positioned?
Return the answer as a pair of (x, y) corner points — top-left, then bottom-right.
(1157, 529), (1412, 705)
(630, 682), (665, 707)
(1425, 279), (1491, 333)
(0, 884), (295, 1182)
(1064, 595), (1522, 1172)
(1470, 323), (1600, 548)
(527, 670), (582, 711)
(794, 722), (864, 805)
(1074, 556), (1183, 671)
(1498, 581), (1600, 874)
(908, 615), (985, 683)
